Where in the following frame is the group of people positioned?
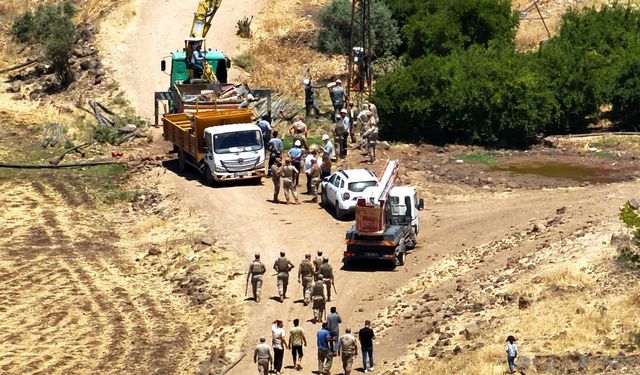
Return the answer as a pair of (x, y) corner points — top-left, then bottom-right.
(267, 125), (334, 205)
(254, 316), (376, 375)
(246, 251), (335, 313)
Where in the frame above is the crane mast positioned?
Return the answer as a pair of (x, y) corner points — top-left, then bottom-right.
(185, 0), (223, 83)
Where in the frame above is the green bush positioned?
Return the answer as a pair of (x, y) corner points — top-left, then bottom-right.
(384, 0), (519, 57)
(233, 53), (256, 70)
(373, 44), (558, 147)
(316, 0), (401, 56)
(11, 1), (76, 84)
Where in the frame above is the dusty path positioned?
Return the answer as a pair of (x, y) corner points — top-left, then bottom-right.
(100, 0), (263, 120)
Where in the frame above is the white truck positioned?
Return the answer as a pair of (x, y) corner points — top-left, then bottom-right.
(162, 109), (266, 185)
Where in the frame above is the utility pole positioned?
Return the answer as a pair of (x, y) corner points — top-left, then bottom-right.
(346, 0), (373, 107)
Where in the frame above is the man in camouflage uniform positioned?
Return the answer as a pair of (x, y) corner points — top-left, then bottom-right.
(273, 251), (295, 302)
(247, 253), (266, 302)
(311, 274), (328, 323)
(319, 257), (335, 302)
(313, 250), (324, 280)
(338, 328), (358, 375)
(298, 253), (315, 306)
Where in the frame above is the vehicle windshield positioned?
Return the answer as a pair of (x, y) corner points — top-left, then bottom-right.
(348, 180), (377, 192)
(213, 130), (262, 154)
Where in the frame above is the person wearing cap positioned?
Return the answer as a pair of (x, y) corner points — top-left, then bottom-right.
(247, 253), (266, 302)
(362, 118), (378, 163)
(329, 79), (346, 119)
(319, 256), (334, 302)
(304, 78), (322, 118)
(321, 134), (334, 161)
(505, 335), (518, 373)
(298, 254), (315, 306)
(257, 115), (272, 147)
(288, 140), (303, 186)
(282, 158), (300, 204)
(270, 158), (284, 203)
(254, 336), (273, 375)
(363, 100), (378, 123)
(288, 116), (309, 151)
(273, 251), (295, 302)
(311, 274), (328, 323)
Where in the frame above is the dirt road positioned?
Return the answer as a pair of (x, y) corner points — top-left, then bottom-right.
(100, 0), (264, 120)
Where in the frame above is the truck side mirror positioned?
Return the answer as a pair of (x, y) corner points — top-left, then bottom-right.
(417, 198), (424, 211)
(226, 58), (231, 69)
(161, 60), (166, 72)
(203, 146), (210, 154)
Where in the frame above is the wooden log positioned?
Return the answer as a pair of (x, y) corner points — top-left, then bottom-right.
(0, 59), (37, 75)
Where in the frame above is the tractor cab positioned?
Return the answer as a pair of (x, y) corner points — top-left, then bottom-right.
(160, 37), (230, 87)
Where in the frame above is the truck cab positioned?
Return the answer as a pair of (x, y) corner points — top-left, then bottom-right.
(162, 49), (229, 86)
(203, 123), (266, 182)
(387, 186), (423, 236)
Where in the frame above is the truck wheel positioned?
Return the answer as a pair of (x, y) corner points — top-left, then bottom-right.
(203, 165), (214, 186)
(335, 201), (345, 220)
(178, 150), (186, 172)
(320, 190), (327, 207)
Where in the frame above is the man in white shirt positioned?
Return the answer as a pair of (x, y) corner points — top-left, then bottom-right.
(272, 320), (288, 375)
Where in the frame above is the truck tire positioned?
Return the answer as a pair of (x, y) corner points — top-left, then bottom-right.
(178, 150), (186, 172)
(203, 165), (214, 186)
(320, 189), (327, 207)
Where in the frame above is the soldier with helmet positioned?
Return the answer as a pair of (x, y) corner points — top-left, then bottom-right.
(319, 256), (335, 302)
(311, 274), (328, 323)
(247, 253), (266, 302)
(298, 254), (315, 306)
(313, 250), (324, 280)
(273, 251), (295, 302)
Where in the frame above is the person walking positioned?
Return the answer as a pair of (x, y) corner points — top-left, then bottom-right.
(246, 253), (266, 302)
(309, 159), (321, 203)
(289, 318), (307, 371)
(358, 320), (375, 373)
(268, 131), (283, 176)
(282, 159), (300, 205)
(319, 257), (335, 302)
(273, 251), (295, 302)
(311, 275), (328, 323)
(329, 79), (345, 119)
(298, 253), (315, 306)
(288, 141), (303, 186)
(338, 328), (358, 375)
(314, 250), (325, 279)
(505, 335), (518, 374)
(317, 323), (334, 375)
(304, 78), (321, 118)
(254, 336), (273, 375)
(272, 320), (288, 375)
(270, 158), (284, 203)
(362, 120), (378, 163)
(326, 307), (342, 353)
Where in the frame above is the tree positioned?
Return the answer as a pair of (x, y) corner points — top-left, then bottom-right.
(316, 0), (401, 56)
(11, 1), (76, 85)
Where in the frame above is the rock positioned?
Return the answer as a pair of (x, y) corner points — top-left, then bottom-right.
(94, 76), (103, 85)
(576, 307), (585, 314)
(11, 94), (25, 100)
(556, 206), (567, 215)
(200, 236), (216, 246)
(628, 199), (640, 210)
(532, 221), (546, 233)
(518, 355), (532, 370)
(462, 327), (479, 340)
(429, 346), (439, 357)
(453, 345), (462, 355)
(611, 233), (631, 246)
(148, 247), (162, 256)
(376, 141), (391, 150)
(79, 59), (92, 70)
(93, 68), (105, 77)
(6, 81), (22, 93)
(119, 124), (137, 133)
(518, 296), (532, 309)
(455, 159), (464, 164)
(506, 181), (519, 189)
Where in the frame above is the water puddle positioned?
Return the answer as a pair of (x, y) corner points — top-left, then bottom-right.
(489, 162), (620, 183)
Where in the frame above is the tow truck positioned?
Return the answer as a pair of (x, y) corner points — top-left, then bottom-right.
(343, 160), (424, 267)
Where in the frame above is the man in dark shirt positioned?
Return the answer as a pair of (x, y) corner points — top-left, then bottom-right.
(358, 320), (375, 373)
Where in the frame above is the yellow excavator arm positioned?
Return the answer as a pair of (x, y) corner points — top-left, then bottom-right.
(190, 0), (222, 39)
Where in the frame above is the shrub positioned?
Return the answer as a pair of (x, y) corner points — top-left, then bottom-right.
(372, 44), (558, 147)
(233, 53), (256, 70)
(11, 1), (76, 84)
(316, 0), (401, 56)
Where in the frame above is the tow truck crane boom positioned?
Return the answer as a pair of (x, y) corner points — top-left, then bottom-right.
(355, 159), (399, 235)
